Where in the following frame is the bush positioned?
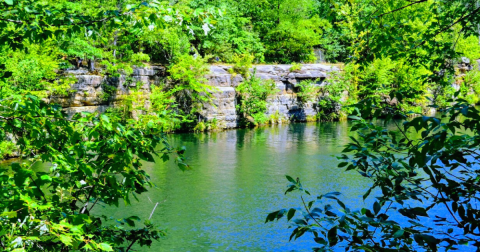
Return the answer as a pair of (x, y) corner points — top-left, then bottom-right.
(456, 35), (480, 62)
(141, 26), (190, 64)
(460, 70), (480, 105)
(296, 81), (320, 104)
(236, 74), (277, 126)
(290, 63), (302, 72)
(0, 43), (59, 95)
(228, 54), (255, 78)
(264, 16), (330, 63)
(167, 54), (213, 126)
(0, 141), (16, 159)
(345, 58), (429, 115)
(195, 14), (266, 63)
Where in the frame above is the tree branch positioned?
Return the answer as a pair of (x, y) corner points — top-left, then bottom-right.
(377, 0), (428, 18)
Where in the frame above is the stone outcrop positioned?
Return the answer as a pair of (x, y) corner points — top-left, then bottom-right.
(55, 64), (340, 129)
(203, 64), (339, 127)
(50, 66), (166, 115)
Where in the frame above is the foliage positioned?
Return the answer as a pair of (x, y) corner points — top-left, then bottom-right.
(0, 42), (59, 96)
(0, 95), (188, 251)
(289, 63), (302, 72)
(193, 119), (221, 132)
(456, 35), (480, 62)
(0, 1), (217, 251)
(167, 54), (213, 125)
(268, 110), (287, 124)
(338, 58), (430, 115)
(236, 74), (277, 126)
(312, 68), (355, 122)
(191, 7), (265, 63)
(139, 26), (190, 64)
(268, 97), (480, 251)
(0, 140), (16, 160)
(60, 36), (104, 62)
(228, 54), (254, 78)
(264, 16), (329, 63)
(295, 81), (320, 104)
(459, 70), (480, 105)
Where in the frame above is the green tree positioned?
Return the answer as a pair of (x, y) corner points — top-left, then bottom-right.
(0, 0), (213, 250)
(267, 0), (480, 251)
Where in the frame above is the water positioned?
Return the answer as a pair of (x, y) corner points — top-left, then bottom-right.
(94, 121), (374, 251)
(3, 120), (471, 251)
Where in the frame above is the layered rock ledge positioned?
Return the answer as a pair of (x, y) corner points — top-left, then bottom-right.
(54, 64), (340, 129)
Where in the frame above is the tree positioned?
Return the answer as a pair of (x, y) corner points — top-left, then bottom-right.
(267, 0), (480, 250)
(0, 0), (210, 250)
(0, 95), (188, 251)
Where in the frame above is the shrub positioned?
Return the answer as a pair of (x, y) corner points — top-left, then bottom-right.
(167, 54), (214, 127)
(0, 141), (16, 159)
(296, 81), (320, 104)
(236, 74), (277, 126)
(195, 14), (266, 63)
(264, 16), (330, 63)
(140, 26), (190, 64)
(228, 54), (255, 78)
(1, 42), (59, 95)
(268, 110), (287, 124)
(289, 63), (302, 72)
(460, 70), (480, 105)
(456, 35), (480, 62)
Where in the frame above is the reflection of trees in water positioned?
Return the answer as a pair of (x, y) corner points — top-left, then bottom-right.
(171, 120), (411, 158)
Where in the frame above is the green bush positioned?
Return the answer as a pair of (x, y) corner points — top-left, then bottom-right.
(195, 14), (265, 63)
(193, 119), (221, 132)
(140, 26), (191, 64)
(460, 70), (480, 105)
(0, 42), (59, 96)
(0, 141), (16, 159)
(296, 81), (320, 104)
(456, 35), (480, 62)
(236, 74), (277, 126)
(345, 58), (429, 115)
(167, 54), (213, 127)
(264, 16), (330, 63)
(228, 54), (254, 78)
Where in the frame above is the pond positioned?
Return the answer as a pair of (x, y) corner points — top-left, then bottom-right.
(3, 120), (469, 251)
(97, 121), (376, 251)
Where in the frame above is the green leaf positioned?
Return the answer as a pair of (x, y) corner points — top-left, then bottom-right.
(59, 235), (72, 246)
(40, 175), (52, 181)
(393, 229), (404, 238)
(4, 0), (13, 5)
(327, 226), (338, 246)
(287, 208), (296, 221)
(373, 201), (381, 215)
(286, 175), (296, 183)
(0, 211), (17, 218)
(98, 243), (114, 251)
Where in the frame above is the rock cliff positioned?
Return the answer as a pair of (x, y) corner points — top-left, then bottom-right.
(54, 64), (340, 129)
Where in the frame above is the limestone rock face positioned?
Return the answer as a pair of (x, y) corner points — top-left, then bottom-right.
(58, 63), (340, 129)
(203, 64), (338, 126)
(202, 87), (237, 128)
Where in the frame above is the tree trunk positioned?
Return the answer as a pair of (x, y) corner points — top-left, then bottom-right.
(88, 58), (95, 72)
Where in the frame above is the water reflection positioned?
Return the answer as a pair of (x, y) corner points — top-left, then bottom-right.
(90, 122), (375, 251)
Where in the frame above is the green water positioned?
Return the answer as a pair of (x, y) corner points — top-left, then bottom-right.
(96, 121), (373, 251)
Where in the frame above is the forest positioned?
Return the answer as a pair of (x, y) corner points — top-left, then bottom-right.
(0, 0), (480, 251)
